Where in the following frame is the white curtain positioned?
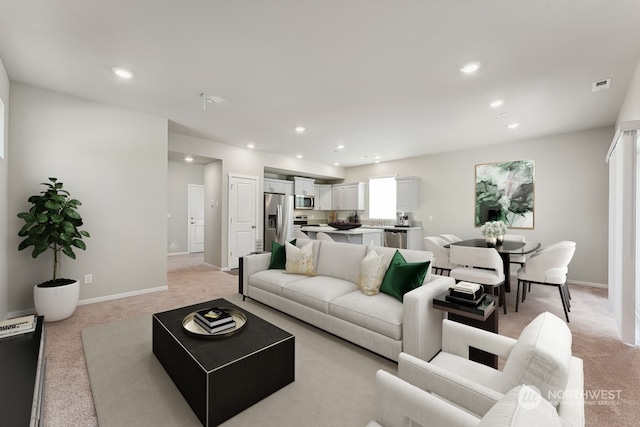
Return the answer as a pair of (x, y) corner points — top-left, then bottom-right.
(607, 122), (640, 345)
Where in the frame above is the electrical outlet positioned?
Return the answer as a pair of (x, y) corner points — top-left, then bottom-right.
(84, 274), (93, 284)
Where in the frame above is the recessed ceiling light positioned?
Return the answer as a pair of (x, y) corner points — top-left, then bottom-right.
(374, 160), (380, 164)
(500, 112), (509, 117)
(185, 156), (194, 162)
(295, 126), (306, 133)
(112, 67), (134, 79)
(489, 99), (504, 108)
(334, 163), (340, 167)
(336, 144), (345, 150)
(296, 154), (303, 159)
(247, 143), (255, 149)
(506, 123), (520, 129)
(460, 62), (481, 74)
(374, 155), (380, 160)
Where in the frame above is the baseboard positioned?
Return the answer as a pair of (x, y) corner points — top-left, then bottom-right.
(167, 252), (189, 257)
(78, 285), (168, 306)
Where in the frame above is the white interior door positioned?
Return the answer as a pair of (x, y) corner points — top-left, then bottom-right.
(188, 184), (205, 253)
(228, 174), (258, 269)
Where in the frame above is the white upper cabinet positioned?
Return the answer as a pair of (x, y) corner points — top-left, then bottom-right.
(332, 182), (365, 211)
(396, 177), (420, 211)
(294, 177), (315, 195)
(264, 178), (293, 196)
(314, 184), (332, 211)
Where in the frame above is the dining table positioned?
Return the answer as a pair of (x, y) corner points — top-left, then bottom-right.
(446, 239), (541, 292)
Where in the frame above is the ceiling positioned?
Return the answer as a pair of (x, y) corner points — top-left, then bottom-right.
(1, 1), (639, 168)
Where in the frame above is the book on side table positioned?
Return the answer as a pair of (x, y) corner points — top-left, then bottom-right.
(0, 315), (36, 339)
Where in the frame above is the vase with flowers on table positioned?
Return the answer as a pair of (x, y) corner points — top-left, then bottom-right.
(480, 220), (507, 247)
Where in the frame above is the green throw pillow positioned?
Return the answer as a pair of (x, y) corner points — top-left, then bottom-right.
(268, 239), (297, 269)
(379, 250), (430, 301)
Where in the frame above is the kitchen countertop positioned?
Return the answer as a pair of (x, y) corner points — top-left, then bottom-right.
(299, 226), (384, 235)
(300, 225), (423, 234)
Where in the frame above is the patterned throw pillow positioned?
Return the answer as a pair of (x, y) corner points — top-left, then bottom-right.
(284, 241), (316, 276)
(358, 249), (387, 295)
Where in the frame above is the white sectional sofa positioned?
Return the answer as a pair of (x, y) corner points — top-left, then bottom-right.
(240, 240), (455, 362)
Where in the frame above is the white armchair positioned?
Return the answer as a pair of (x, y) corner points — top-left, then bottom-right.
(366, 371), (570, 427)
(384, 312), (584, 426)
(424, 236), (456, 276)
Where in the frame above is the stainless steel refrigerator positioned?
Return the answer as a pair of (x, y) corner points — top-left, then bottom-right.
(264, 193), (294, 252)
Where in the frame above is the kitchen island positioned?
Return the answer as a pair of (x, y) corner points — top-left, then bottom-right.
(299, 226), (384, 246)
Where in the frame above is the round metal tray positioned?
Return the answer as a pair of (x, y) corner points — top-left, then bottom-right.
(182, 307), (247, 339)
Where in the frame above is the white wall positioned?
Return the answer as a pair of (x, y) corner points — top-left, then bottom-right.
(617, 60), (640, 125)
(7, 84), (168, 313)
(345, 126), (613, 286)
(167, 160), (205, 254)
(0, 57), (9, 320)
(204, 161), (223, 267)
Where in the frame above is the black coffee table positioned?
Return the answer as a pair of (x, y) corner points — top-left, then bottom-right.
(152, 298), (295, 426)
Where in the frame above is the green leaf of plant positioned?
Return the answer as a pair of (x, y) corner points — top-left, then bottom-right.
(72, 240), (86, 250)
(62, 246), (76, 259)
(59, 232), (71, 242)
(51, 214), (64, 223)
(32, 244), (48, 258)
(36, 213), (48, 223)
(63, 208), (81, 220)
(44, 200), (61, 210)
(80, 230), (90, 237)
(17, 212), (31, 220)
(18, 239), (32, 251)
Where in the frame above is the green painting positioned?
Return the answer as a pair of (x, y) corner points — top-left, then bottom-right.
(475, 160), (534, 228)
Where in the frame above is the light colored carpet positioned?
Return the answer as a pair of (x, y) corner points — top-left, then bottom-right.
(82, 293), (397, 427)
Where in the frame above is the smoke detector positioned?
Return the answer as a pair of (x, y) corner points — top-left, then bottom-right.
(592, 78), (611, 92)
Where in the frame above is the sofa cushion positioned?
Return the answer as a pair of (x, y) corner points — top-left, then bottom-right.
(282, 276), (359, 313)
(379, 251), (431, 302)
(284, 241), (316, 276)
(501, 312), (572, 401)
(358, 249), (387, 296)
(370, 246), (433, 283)
(478, 385), (569, 427)
(268, 239), (296, 269)
(315, 241), (368, 283)
(249, 269), (308, 296)
(330, 291), (403, 340)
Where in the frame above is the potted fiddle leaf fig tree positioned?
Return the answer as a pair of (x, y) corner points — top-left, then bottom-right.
(17, 177), (90, 321)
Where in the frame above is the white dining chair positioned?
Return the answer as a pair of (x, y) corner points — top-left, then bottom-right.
(424, 236), (456, 276)
(516, 244), (576, 322)
(450, 245), (506, 314)
(439, 234), (462, 243)
(294, 229), (310, 239)
(316, 232), (334, 241)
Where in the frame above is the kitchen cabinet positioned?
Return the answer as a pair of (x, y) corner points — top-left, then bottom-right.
(264, 178), (293, 196)
(314, 184), (332, 211)
(294, 177), (315, 195)
(332, 182), (365, 211)
(396, 177), (420, 212)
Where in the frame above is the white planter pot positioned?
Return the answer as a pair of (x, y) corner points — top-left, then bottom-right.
(33, 280), (80, 322)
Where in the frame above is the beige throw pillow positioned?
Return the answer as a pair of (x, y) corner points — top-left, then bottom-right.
(358, 249), (387, 295)
(284, 241), (316, 276)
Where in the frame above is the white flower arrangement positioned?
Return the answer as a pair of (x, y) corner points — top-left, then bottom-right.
(480, 220), (507, 238)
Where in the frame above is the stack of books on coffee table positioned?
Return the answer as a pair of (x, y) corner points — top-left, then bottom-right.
(0, 315), (36, 339)
(446, 282), (485, 306)
(194, 307), (236, 334)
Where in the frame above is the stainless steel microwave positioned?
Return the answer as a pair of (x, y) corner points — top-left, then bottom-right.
(294, 194), (315, 210)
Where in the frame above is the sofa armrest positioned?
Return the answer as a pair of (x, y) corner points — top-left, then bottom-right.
(398, 352), (504, 417)
(402, 274), (454, 361)
(441, 319), (517, 360)
(240, 253), (271, 295)
(371, 369), (480, 427)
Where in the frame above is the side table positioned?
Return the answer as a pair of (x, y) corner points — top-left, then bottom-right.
(433, 291), (499, 368)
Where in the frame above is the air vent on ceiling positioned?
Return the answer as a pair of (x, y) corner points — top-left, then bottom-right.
(592, 78), (611, 92)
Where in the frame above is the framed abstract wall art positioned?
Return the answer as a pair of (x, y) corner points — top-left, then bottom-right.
(475, 160), (534, 228)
